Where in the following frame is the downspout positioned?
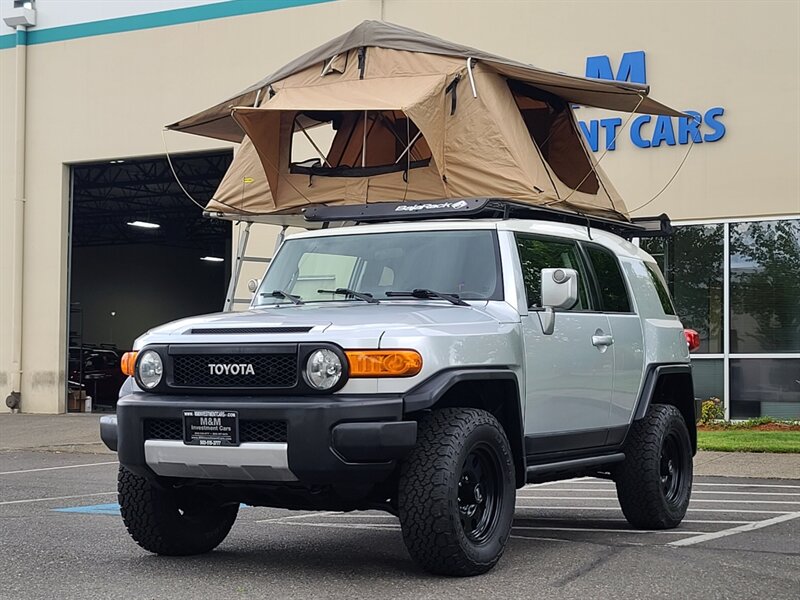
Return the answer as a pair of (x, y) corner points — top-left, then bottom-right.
(8, 25), (28, 409)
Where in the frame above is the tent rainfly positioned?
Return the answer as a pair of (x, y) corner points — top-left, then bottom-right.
(167, 21), (684, 223)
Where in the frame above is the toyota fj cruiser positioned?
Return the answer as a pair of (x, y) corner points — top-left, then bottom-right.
(101, 199), (696, 577)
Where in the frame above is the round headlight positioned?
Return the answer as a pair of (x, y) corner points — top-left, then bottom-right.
(305, 349), (342, 390)
(137, 350), (163, 389)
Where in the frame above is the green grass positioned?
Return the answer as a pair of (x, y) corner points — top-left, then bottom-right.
(697, 430), (800, 453)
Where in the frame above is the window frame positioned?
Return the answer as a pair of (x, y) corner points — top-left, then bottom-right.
(514, 232), (597, 313)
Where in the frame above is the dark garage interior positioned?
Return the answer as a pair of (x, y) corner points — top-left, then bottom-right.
(67, 151), (233, 410)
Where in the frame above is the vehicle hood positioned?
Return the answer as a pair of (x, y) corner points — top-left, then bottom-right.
(133, 301), (515, 349)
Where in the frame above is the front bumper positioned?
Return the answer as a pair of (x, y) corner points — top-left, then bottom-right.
(112, 393), (417, 485)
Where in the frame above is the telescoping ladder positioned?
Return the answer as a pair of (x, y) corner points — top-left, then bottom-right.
(223, 223), (287, 312)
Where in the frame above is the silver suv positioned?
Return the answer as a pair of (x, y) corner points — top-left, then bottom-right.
(101, 200), (696, 576)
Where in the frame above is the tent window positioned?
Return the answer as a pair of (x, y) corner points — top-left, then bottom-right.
(509, 82), (600, 195)
(289, 110), (432, 177)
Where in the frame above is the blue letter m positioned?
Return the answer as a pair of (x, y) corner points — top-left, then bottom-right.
(585, 51), (646, 84)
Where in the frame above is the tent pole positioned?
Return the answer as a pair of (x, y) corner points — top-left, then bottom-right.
(394, 131), (422, 164)
(467, 57), (477, 98)
(297, 121), (331, 167)
(362, 110), (367, 168)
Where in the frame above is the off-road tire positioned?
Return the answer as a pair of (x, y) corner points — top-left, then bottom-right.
(616, 404), (693, 529)
(398, 408), (516, 577)
(118, 466), (239, 555)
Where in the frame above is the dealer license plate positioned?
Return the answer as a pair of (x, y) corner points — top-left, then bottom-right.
(183, 410), (239, 446)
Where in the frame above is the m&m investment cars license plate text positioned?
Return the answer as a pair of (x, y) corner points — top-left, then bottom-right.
(183, 410), (239, 446)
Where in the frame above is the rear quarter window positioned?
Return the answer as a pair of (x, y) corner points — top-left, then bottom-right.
(644, 262), (676, 315)
(585, 245), (632, 312)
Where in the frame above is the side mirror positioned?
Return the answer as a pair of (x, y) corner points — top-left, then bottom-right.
(247, 278), (261, 294)
(541, 268), (579, 309)
(538, 268), (578, 335)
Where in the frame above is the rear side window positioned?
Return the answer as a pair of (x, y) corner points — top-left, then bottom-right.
(645, 262), (676, 315)
(585, 245), (631, 312)
(515, 235), (590, 310)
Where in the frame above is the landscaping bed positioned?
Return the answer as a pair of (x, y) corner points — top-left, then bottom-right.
(696, 415), (800, 453)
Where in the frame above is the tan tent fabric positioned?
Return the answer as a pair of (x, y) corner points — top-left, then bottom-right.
(168, 21), (681, 142)
(178, 21), (685, 222)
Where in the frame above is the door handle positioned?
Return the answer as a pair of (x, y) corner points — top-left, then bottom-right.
(592, 334), (614, 347)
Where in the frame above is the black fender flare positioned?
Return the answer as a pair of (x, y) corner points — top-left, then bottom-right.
(631, 363), (696, 453)
(402, 368), (525, 485)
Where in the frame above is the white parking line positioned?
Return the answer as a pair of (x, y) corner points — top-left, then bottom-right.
(512, 526), (703, 535)
(0, 492), (117, 506)
(529, 482), (800, 489)
(276, 521), (400, 531)
(511, 535), (572, 543)
(669, 511), (800, 547)
(521, 489), (800, 496)
(255, 511), (339, 524)
(0, 461), (118, 475)
(514, 506), (791, 514)
(517, 497), (800, 505)
(690, 483), (800, 489)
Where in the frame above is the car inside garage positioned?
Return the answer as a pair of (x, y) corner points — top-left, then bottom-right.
(67, 150), (233, 411)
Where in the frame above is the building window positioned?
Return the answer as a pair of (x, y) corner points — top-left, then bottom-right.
(730, 358), (800, 419)
(641, 224), (724, 353)
(692, 358), (724, 401)
(729, 219), (800, 353)
(642, 218), (800, 419)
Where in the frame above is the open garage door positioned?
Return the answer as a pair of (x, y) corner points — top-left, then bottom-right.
(67, 151), (233, 412)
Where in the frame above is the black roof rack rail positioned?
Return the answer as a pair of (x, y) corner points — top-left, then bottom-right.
(303, 198), (671, 239)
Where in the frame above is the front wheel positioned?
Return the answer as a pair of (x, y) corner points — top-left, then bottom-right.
(118, 466), (239, 556)
(397, 408), (516, 576)
(615, 404), (693, 529)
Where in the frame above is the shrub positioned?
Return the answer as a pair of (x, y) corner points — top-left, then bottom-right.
(699, 398), (724, 425)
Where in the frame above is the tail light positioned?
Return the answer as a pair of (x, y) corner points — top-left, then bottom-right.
(683, 329), (700, 352)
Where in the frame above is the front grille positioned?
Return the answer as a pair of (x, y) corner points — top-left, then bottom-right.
(144, 418), (288, 443)
(240, 420), (288, 443)
(171, 353), (297, 388)
(144, 418), (182, 441)
(190, 327), (312, 335)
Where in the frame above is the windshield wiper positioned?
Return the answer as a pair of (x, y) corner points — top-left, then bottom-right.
(318, 288), (379, 304)
(263, 289), (304, 305)
(385, 288), (469, 306)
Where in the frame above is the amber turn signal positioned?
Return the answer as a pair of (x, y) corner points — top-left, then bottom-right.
(345, 350), (422, 377)
(120, 351), (138, 376)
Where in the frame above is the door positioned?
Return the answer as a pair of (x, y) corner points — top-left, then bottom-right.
(582, 243), (644, 437)
(516, 234), (614, 453)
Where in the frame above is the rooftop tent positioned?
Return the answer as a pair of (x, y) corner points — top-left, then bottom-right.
(168, 21), (684, 222)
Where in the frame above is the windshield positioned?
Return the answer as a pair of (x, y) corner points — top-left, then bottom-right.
(255, 230), (502, 306)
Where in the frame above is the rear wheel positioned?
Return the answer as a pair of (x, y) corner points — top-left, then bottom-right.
(118, 466), (238, 555)
(397, 408), (515, 576)
(615, 404), (693, 529)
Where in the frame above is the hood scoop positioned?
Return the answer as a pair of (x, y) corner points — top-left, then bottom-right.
(189, 326), (313, 335)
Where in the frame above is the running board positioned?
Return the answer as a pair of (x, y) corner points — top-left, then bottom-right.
(525, 453), (625, 483)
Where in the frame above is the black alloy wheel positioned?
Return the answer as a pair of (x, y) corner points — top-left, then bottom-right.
(660, 430), (686, 504)
(458, 443), (504, 544)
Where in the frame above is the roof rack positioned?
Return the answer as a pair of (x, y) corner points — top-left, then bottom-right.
(303, 198), (671, 239)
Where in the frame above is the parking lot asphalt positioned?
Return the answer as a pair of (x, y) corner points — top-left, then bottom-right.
(1, 450), (798, 600)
